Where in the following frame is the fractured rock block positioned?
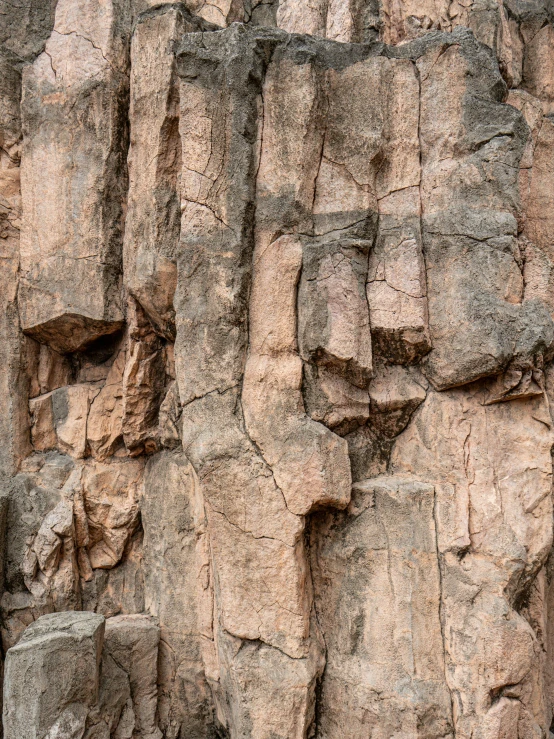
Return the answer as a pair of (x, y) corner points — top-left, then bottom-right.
(82, 459), (143, 570)
(122, 301), (166, 455)
(18, 0), (130, 353)
(174, 25), (262, 406)
(303, 364), (370, 435)
(0, 52), (32, 476)
(299, 238), (373, 388)
(417, 32), (554, 389)
(367, 216), (430, 364)
(392, 384), (554, 737)
(311, 476), (453, 738)
(367, 362), (427, 437)
(217, 628), (324, 739)
(87, 345), (126, 461)
(276, 0), (374, 41)
(523, 22), (554, 115)
(141, 452), (215, 738)
(243, 234), (351, 516)
(125, 4), (215, 339)
(102, 615), (162, 739)
(3, 611), (105, 739)
(181, 391), (307, 658)
(29, 385), (99, 459)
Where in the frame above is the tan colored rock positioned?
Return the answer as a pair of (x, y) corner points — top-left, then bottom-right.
(276, 0), (373, 41)
(157, 381), (181, 449)
(380, 0), (450, 44)
(141, 452), (215, 738)
(8, 10), (554, 739)
(30, 385), (99, 458)
(243, 234), (351, 516)
(367, 217), (430, 364)
(122, 301), (166, 455)
(125, 4), (215, 340)
(523, 22), (554, 116)
(82, 459), (143, 570)
(217, 627), (324, 739)
(299, 238), (373, 387)
(0, 53), (31, 477)
(312, 476), (453, 738)
(392, 384), (554, 737)
(418, 34), (554, 389)
(303, 364), (370, 435)
(29, 392), (57, 453)
(32, 343), (72, 398)
(181, 390), (307, 659)
(87, 345), (127, 461)
(81, 530), (145, 618)
(18, 0), (129, 353)
(369, 57), (431, 364)
(174, 29), (337, 736)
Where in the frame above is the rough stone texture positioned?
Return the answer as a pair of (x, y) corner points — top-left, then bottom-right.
(312, 476), (453, 738)
(2, 611), (162, 739)
(4, 2), (554, 739)
(3, 611), (104, 739)
(18, 0), (129, 352)
(141, 452), (214, 738)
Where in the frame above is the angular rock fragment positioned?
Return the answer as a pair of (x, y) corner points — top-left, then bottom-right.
(3, 611), (105, 739)
(87, 345), (127, 461)
(29, 385), (99, 459)
(2, 454), (81, 648)
(122, 301), (166, 455)
(303, 363), (370, 435)
(299, 238), (373, 388)
(82, 459), (143, 570)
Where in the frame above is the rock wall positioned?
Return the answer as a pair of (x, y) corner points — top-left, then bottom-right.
(2, 1), (554, 738)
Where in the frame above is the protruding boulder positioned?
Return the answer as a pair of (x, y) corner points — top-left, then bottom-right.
(3, 611), (105, 739)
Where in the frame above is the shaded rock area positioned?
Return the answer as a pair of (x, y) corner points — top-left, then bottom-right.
(2, 1), (554, 739)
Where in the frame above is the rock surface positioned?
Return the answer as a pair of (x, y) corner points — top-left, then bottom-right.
(2, 1), (554, 738)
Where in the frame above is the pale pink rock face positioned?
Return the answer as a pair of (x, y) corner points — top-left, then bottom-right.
(4, 1), (554, 738)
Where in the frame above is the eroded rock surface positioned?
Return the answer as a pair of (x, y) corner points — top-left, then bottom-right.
(3, 1), (554, 738)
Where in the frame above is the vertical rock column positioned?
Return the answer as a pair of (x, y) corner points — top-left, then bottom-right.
(174, 27), (324, 737)
(0, 53), (31, 478)
(386, 29), (554, 738)
(18, 0), (131, 353)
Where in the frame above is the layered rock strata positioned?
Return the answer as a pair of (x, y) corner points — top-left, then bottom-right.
(2, 1), (554, 738)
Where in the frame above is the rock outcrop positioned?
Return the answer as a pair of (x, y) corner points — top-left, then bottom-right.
(3, 1), (554, 738)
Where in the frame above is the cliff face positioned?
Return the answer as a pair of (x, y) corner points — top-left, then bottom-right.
(2, 1), (554, 738)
